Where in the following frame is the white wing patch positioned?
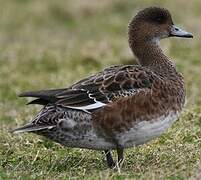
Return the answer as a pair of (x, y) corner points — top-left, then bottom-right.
(65, 101), (106, 112)
(63, 90), (107, 113)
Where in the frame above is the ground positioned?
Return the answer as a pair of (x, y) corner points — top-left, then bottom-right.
(0, 0), (201, 179)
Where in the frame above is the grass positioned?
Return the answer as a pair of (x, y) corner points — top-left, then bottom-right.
(0, 0), (201, 179)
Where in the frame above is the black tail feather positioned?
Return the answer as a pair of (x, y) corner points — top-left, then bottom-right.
(19, 88), (67, 105)
(27, 98), (49, 105)
(19, 88), (66, 98)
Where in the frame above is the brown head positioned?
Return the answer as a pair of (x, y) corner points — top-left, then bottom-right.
(128, 7), (193, 66)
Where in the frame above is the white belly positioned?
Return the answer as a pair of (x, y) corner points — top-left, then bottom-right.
(48, 111), (179, 150)
(116, 111), (179, 148)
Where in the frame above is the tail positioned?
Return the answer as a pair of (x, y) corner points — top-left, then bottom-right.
(10, 123), (55, 133)
(19, 88), (66, 105)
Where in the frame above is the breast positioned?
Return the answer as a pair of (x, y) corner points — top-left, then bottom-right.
(116, 111), (179, 148)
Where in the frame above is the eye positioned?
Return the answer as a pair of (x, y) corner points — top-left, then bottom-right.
(155, 17), (163, 23)
(146, 11), (167, 24)
(153, 15), (165, 24)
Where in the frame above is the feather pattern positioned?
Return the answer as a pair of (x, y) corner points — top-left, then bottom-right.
(20, 65), (154, 112)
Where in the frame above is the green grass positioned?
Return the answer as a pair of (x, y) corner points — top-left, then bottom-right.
(1, 0), (201, 179)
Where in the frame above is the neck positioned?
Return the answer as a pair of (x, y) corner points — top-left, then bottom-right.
(131, 39), (170, 66)
(130, 38), (177, 75)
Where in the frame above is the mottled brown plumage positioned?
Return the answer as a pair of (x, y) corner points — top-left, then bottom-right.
(93, 68), (185, 134)
(12, 7), (193, 169)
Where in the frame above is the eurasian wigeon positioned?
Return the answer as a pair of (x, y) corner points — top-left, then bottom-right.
(12, 7), (193, 168)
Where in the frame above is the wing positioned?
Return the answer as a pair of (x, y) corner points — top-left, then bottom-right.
(19, 65), (154, 112)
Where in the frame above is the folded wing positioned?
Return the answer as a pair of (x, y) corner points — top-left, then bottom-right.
(19, 65), (154, 112)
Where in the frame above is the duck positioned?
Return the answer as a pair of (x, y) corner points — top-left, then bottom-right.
(12, 7), (193, 168)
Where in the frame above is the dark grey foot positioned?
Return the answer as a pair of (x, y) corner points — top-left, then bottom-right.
(104, 150), (115, 168)
(117, 146), (124, 167)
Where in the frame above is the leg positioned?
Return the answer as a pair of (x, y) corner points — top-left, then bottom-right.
(117, 146), (124, 167)
(104, 150), (115, 168)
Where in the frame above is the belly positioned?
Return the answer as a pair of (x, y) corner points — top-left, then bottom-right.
(116, 111), (179, 148)
(37, 128), (116, 150)
(36, 111), (179, 150)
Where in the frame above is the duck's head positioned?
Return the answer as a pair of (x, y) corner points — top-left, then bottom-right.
(128, 7), (193, 65)
(128, 7), (193, 47)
